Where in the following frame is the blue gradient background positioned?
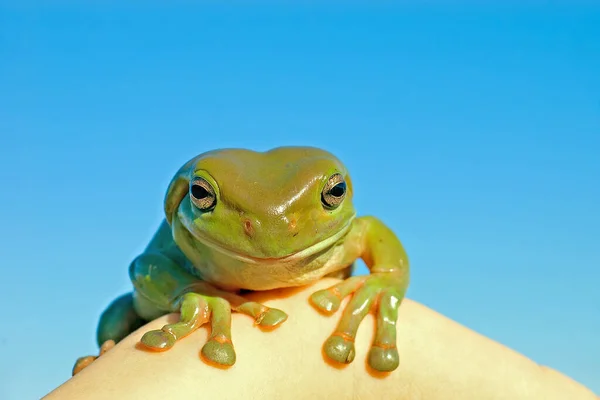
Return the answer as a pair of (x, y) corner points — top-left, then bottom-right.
(1, 3), (598, 399)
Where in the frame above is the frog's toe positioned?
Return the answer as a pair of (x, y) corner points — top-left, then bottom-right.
(309, 290), (341, 314)
(201, 335), (236, 366)
(255, 307), (288, 328)
(368, 290), (402, 372)
(235, 301), (288, 329)
(324, 334), (356, 364)
(321, 285), (375, 365)
(99, 339), (116, 354)
(140, 329), (176, 351)
(72, 355), (97, 375)
(309, 276), (367, 315)
(201, 297), (236, 367)
(368, 345), (399, 372)
(138, 292), (210, 352)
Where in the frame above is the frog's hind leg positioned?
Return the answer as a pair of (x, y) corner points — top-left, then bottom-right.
(72, 292), (146, 375)
(97, 292), (146, 346)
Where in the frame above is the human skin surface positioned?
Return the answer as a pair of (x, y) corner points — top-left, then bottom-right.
(49, 279), (598, 400)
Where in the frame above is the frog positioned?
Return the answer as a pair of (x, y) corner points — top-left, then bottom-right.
(72, 146), (410, 375)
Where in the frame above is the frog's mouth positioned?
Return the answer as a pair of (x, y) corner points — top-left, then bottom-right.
(179, 217), (355, 265)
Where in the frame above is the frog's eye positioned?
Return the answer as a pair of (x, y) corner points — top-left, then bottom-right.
(321, 173), (347, 210)
(190, 178), (216, 211)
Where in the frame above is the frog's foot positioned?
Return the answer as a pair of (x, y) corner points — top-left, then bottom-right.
(310, 273), (406, 372)
(139, 292), (235, 364)
(72, 340), (115, 375)
(139, 292), (288, 367)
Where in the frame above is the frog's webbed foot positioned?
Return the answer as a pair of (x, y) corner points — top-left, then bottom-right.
(72, 340), (115, 375)
(310, 273), (407, 372)
(139, 291), (288, 367)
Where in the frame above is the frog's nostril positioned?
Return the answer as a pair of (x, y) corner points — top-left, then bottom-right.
(288, 216), (298, 232)
(243, 219), (254, 236)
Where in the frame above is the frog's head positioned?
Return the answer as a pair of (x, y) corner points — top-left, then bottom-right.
(165, 146), (356, 263)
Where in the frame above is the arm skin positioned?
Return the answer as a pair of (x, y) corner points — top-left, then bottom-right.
(45, 278), (597, 400)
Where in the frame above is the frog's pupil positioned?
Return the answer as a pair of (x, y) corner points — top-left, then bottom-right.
(330, 182), (346, 197)
(192, 185), (210, 200)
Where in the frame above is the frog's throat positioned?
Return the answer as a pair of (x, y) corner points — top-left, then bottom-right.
(185, 217), (355, 265)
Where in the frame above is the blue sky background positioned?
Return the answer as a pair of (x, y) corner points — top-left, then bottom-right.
(1, 3), (598, 399)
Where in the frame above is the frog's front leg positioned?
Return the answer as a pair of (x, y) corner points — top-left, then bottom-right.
(131, 253), (288, 367)
(310, 216), (410, 372)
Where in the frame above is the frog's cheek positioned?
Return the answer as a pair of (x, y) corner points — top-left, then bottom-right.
(172, 199), (195, 233)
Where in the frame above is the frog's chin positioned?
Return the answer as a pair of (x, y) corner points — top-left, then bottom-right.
(186, 218), (355, 265)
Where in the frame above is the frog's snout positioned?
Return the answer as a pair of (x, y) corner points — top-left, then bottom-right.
(240, 215), (300, 240)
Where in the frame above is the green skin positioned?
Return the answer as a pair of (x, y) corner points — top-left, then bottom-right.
(74, 146), (410, 374)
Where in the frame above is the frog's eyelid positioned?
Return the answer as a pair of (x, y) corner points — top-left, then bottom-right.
(190, 170), (220, 195)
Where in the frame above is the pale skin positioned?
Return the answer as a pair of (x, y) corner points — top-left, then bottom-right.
(50, 279), (598, 400)
(74, 146), (409, 374)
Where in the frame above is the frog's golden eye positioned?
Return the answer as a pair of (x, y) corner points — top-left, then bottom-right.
(190, 177), (216, 211)
(321, 173), (347, 210)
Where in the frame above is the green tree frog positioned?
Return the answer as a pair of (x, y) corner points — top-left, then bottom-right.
(73, 146), (410, 375)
